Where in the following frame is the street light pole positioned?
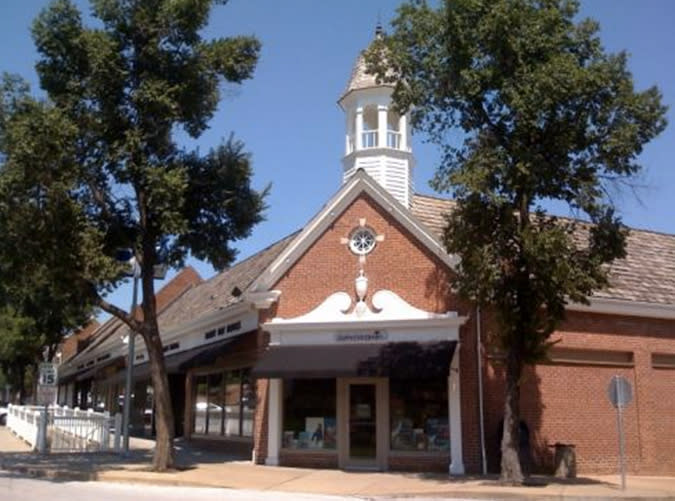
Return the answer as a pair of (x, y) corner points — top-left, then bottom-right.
(122, 264), (139, 455)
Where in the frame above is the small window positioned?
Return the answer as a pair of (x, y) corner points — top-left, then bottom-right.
(548, 347), (634, 367)
(349, 227), (377, 255)
(652, 353), (675, 369)
(226, 321), (241, 333)
(163, 342), (179, 353)
(205, 330), (216, 340)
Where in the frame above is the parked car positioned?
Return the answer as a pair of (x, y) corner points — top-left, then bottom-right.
(0, 402), (7, 426)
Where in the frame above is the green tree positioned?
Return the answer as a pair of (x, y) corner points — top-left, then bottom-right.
(0, 74), (95, 402)
(0, 0), (265, 470)
(368, 0), (666, 483)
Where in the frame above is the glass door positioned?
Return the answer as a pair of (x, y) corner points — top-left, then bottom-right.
(348, 384), (377, 463)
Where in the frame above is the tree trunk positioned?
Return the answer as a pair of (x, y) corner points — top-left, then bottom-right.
(140, 258), (175, 472)
(500, 345), (525, 484)
(145, 328), (175, 471)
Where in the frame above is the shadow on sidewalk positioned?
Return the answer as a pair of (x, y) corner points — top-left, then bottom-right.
(0, 436), (252, 480)
(377, 471), (613, 489)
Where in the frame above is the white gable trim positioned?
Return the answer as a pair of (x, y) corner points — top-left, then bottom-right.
(250, 170), (458, 294)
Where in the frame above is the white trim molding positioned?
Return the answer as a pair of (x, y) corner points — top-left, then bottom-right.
(265, 378), (282, 466)
(449, 346), (465, 475)
(568, 297), (675, 320)
(245, 290), (282, 309)
(263, 289), (467, 346)
(264, 289), (467, 342)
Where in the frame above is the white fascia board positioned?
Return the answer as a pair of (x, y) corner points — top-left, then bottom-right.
(264, 315), (468, 334)
(158, 301), (254, 343)
(133, 310), (259, 363)
(250, 170), (457, 293)
(567, 297), (675, 320)
(66, 302), (258, 372)
(338, 85), (394, 111)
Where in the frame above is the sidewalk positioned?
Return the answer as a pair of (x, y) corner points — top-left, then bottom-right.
(1, 427), (673, 500)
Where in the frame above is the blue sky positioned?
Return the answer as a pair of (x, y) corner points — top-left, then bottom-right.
(1, 0), (673, 318)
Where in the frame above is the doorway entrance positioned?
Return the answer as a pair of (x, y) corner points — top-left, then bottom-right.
(338, 378), (388, 470)
(349, 384), (376, 460)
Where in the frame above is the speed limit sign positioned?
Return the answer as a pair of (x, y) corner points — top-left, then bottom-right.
(38, 363), (58, 386)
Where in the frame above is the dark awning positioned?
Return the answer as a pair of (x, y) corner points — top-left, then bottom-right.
(106, 337), (237, 385)
(252, 341), (456, 379)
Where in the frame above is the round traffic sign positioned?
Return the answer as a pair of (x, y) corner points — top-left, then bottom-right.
(608, 375), (633, 408)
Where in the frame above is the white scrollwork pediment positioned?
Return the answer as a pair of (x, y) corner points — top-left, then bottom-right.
(268, 289), (456, 325)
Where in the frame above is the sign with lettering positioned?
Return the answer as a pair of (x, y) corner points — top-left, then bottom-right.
(335, 331), (388, 343)
(38, 363), (58, 387)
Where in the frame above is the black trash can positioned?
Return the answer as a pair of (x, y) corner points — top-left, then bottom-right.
(553, 443), (576, 478)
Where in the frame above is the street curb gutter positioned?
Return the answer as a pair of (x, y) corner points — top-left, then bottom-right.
(0, 464), (673, 501)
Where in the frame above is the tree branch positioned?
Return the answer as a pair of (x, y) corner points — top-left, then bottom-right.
(94, 293), (145, 335)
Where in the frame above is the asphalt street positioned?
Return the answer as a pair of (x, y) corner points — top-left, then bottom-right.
(0, 471), (488, 501)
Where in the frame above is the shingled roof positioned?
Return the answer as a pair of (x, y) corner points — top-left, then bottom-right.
(411, 193), (675, 306)
(339, 26), (394, 103)
(158, 232), (298, 330)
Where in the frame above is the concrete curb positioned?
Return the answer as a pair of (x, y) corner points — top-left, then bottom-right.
(1, 463), (673, 501)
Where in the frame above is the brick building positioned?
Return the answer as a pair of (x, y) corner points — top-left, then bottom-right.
(58, 31), (675, 476)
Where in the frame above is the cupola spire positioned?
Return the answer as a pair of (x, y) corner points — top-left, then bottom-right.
(337, 29), (414, 208)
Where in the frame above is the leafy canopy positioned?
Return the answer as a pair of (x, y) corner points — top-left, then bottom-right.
(0, 0), (266, 467)
(368, 0), (667, 360)
(25, 0), (266, 281)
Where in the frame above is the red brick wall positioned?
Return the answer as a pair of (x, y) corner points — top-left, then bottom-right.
(270, 194), (460, 318)
(251, 193), (480, 471)
(59, 320), (100, 361)
(250, 192), (675, 475)
(279, 452), (338, 469)
(483, 310), (675, 475)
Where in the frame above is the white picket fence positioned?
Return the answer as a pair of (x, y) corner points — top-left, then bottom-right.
(7, 404), (122, 453)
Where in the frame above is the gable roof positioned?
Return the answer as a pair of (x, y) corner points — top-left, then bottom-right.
(250, 170), (457, 294)
(411, 193), (675, 306)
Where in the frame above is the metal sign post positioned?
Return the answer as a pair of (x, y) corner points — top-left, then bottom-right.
(607, 375), (633, 491)
(123, 271), (139, 455)
(37, 363), (58, 453)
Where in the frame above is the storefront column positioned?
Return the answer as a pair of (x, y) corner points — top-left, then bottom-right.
(265, 378), (282, 466)
(449, 346), (465, 475)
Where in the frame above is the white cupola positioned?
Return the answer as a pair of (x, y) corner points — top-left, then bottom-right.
(338, 26), (414, 208)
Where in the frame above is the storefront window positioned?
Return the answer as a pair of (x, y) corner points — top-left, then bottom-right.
(282, 379), (336, 450)
(207, 373), (223, 436)
(194, 375), (208, 434)
(192, 369), (254, 438)
(390, 379), (449, 452)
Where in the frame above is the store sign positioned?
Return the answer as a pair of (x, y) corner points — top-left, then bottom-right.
(335, 331), (388, 343)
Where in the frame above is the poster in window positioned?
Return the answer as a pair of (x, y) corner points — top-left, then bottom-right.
(305, 417), (324, 448)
